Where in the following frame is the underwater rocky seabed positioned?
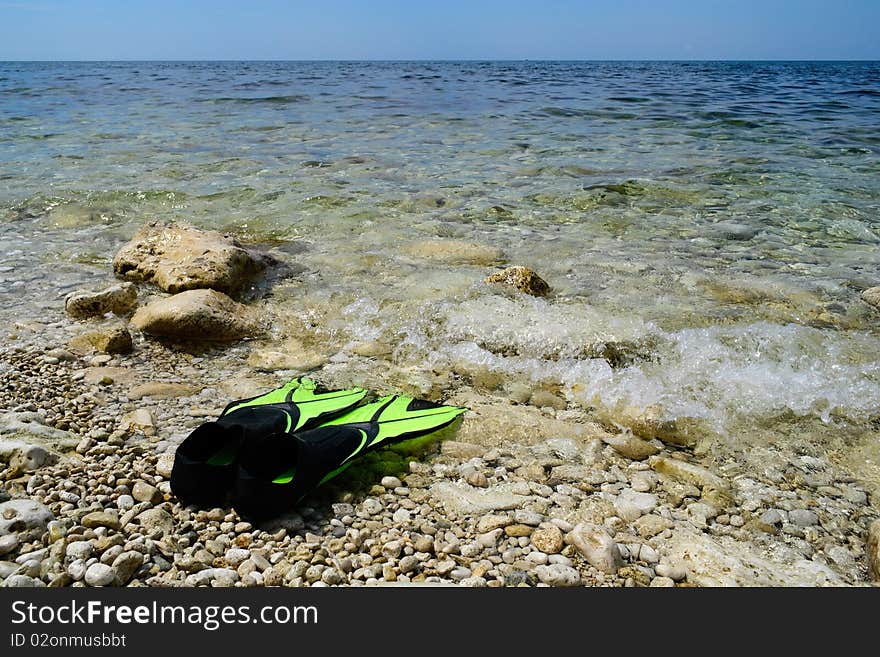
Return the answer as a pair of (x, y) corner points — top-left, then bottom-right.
(1, 61), (880, 586)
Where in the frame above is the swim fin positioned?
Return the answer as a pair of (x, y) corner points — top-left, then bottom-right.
(233, 395), (467, 520)
(170, 378), (367, 506)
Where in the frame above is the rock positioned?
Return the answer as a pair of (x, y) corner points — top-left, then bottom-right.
(132, 481), (163, 505)
(0, 561), (18, 578)
(710, 221), (757, 241)
(156, 453), (176, 479)
(788, 509), (819, 527)
(614, 405), (698, 446)
(361, 498), (383, 515)
(0, 440), (50, 476)
(601, 432), (659, 460)
(398, 555), (420, 574)
(131, 289), (260, 341)
(530, 525), (564, 554)
(224, 548), (250, 567)
(1, 575), (44, 588)
(476, 514), (512, 533)
(867, 520), (880, 581)
(861, 287), (880, 310)
(392, 508), (410, 523)
(638, 544), (659, 564)
(83, 366), (135, 386)
(112, 551), (144, 585)
(135, 508), (174, 536)
(129, 382), (199, 400)
(758, 509), (785, 532)
(485, 266), (550, 297)
(440, 441), (485, 459)
(185, 568), (239, 587)
(82, 511), (121, 531)
(529, 390), (566, 410)
(65, 282), (138, 318)
(465, 470), (489, 487)
(380, 476), (402, 489)
(65, 541), (94, 561)
(665, 527), (843, 586)
(546, 464), (594, 485)
(655, 561), (687, 582)
(0, 499), (53, 538)
(0, 534), (19, 557)
(504, 524), (533, 537)
(84, 562), (116, 587)
(113, 223), (269, 295)
(535, 563), (581, 586)
(72, 323), (133, 354)
(565, 523), (622, 574)
(429, 482), (531, 515)
(0, 412), (78, 451)
(648, 456), (730, 501)
(614, 489), (658, 522)
(352, 341), (393, 358)
(247, 339), (327, 372)
(403, 239), (504, 266)
(650, 576), (676, 587)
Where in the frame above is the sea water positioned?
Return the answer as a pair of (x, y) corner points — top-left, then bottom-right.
(1, 61), (879, 447)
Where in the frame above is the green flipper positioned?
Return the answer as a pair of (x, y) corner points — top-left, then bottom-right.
(234, 395), (467, 519)
(171, 377), (367, 506)
(221, 377), (368, 432)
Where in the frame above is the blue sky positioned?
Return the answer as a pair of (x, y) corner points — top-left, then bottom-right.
(0, 0), (877, 60)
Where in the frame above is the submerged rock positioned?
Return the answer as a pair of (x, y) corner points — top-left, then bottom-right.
(113, 223), (270, 295)
(485, 266), (550, 297)
(131, 289), (260, 341)
(601, 431), (659, 460)
(665, 527), (843, 586)
(862, 287), (880, 310)
(429, 481), (531, 515)
(403, 239), (504, 266)
(65, 282), (137, 318)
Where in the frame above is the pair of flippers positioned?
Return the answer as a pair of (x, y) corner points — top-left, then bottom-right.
(170, 378), (466, 520)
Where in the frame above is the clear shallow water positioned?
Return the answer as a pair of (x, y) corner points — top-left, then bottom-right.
(2, 61), (880, 438)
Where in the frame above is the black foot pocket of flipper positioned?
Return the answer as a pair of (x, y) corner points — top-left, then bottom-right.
(170, 422), (245, 507)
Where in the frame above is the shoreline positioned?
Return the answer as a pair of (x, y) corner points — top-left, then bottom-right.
(1, 299), (877, 587)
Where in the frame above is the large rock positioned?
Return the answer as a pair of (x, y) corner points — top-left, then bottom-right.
(565, 523), (622, 573)
(867, 519), (880, 582)
(0, 440), (51, 476)
(665, 527), (844, 586)
(485, 266), (550, 297)
(863, 287), (880, 310)
(113, 223), (269, 295)
(0, 412), (78, 453)
(0, 499), (54, 538)
(131, 289), (260, 341)
(428, 482), (532, 515)
(65, 282), (138, 318)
